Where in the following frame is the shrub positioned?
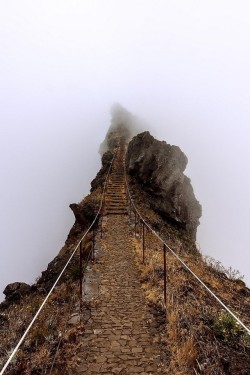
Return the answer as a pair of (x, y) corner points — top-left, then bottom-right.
(203, 256), (244, 282)
(213, 310), (245, 341)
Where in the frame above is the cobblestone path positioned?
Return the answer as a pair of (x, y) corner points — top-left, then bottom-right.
(77, 215), (166, 374)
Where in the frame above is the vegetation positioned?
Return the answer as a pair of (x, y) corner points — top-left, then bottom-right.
(203, 255), (245, 283)
(213, 309), (248, 342)
(0, 232), (95, 374)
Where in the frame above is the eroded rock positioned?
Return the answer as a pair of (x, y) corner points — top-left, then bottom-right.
(126, 131), (202, 239)
(3, 282), (31, 302)
(91, 150), (114, 191)
(70, 190), (101, 227)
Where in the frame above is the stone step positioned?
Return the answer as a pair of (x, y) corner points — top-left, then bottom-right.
(107, 181), (125, 183)
(105, 192), (126, 196)
(106, 191), (126, 194)
(108, 183), (124, 186)
(106, 205), (127, 209)
(105, 210), (128, 215)
(105, 200), (127, 204)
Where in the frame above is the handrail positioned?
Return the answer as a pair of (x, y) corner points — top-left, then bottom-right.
(0, 151), (116, 375)
(124, 156), (250, 335)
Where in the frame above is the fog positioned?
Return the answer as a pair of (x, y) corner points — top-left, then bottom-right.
(1, 1), (250, 300)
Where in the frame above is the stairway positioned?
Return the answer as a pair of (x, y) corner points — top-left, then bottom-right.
(104, 148), (128, 215)
(76, 144), (166, 374)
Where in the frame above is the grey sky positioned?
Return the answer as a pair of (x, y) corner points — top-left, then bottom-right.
(1, 1), (250, 300)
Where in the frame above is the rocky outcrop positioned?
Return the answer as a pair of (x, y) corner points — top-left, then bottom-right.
(37, 253), (69, 291)
(3, 282), (32, 303)
(69, 198), (98, 227)
(90, 150), (114, 192)
(69, 150), (114, 228)
(126, 131), (202, 240)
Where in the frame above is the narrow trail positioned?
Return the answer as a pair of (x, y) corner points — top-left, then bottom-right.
(77, 146), (166, 374)
(77, 216), (165, 374)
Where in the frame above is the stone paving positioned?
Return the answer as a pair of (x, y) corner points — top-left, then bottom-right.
(77, 215), (166, 374)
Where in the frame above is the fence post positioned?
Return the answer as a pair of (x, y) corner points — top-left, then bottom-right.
(92, 227), (95, 262)
(163, 243), (167, 305)
(139, 219), (142, 239)
(100, 213), (103, 239)
(79, 241), (83, 310)
(142, 222), (145, 263)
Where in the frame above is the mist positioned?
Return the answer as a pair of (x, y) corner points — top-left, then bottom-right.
(1, 1), (250, 300)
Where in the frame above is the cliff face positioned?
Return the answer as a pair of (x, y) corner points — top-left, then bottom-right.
(126, 131), (202, 240)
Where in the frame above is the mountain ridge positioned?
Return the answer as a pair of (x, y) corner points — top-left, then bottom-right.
(0, 107), (249, 374)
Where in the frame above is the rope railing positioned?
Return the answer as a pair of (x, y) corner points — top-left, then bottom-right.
(124, 164), (250, 336)
(0, 151), (116, 375)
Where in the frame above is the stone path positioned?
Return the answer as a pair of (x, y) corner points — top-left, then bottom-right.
(77, 215), (166, 374)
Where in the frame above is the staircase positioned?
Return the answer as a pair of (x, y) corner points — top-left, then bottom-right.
(76, 145), (166, 374)
(104, 147), (128, 215)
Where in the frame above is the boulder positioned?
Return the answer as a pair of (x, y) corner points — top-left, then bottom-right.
(3, 282), (31, 302)
(69, 203), (89, 227)
(70, 195), (99, 227)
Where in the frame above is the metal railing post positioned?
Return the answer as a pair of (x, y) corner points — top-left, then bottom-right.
(92, 227), (95, 262)
(142, 222), (145, 263)
(134, 210), (137, 236)
(100, 213), (103, 239)
(163, 243), (167, 305)
(79, 241), (83, 310)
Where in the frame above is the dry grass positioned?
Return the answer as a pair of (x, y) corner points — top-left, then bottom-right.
(178, 336), (197, 367)
(0, 234), (96, 375)
(0, 279), (81, 374)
